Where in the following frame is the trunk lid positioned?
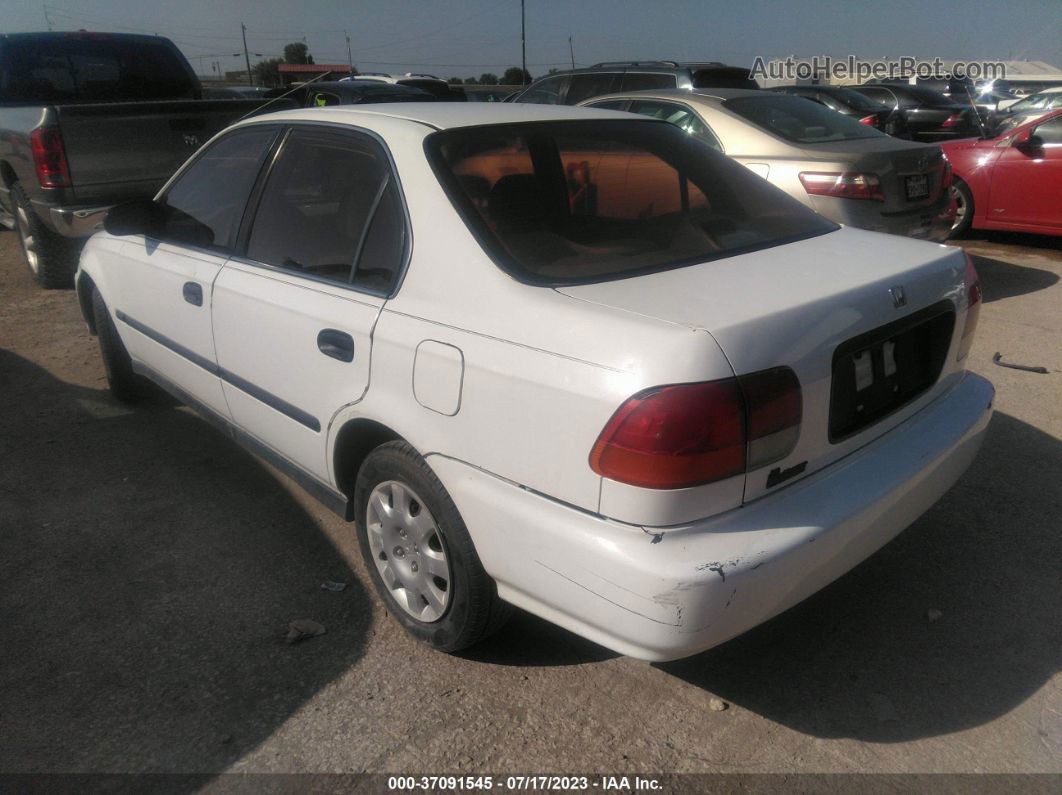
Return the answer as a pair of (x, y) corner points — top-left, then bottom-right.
(799, 137), (948, 212)
(557, 226), (967, 504)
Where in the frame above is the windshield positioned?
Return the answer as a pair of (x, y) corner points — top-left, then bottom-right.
(0, 36), (195, 103)
(1010, 92), (1059, 112)
(724, 94), (886, 143)
(426, 120), (837, 286)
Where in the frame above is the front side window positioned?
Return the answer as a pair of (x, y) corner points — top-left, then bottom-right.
(160, 126), (278, 251)
(1032, 117), (1062, 145)
(428, 120), (836, 285)
(626, 99), (722, 151)
(724, 95), (886, 143)
(515, 75), (568, 105)
(246, 128), (406, 293)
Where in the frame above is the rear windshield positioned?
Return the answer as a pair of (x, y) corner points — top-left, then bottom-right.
(426, 120), (837, 286)
(724, 94), (886, 143)
(0, 37), (196, 103)
(828, 87), (881, 111)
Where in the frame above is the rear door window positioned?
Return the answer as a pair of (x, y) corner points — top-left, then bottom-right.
(856, 86), (897, 107)
(515, 75), (569, 104)
(159, 126), (279, 251)
(245, 128), (406, 293)
(564, 72), (621, 105)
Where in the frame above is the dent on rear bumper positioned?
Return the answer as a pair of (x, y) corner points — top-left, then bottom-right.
(428, 371), (993, 661)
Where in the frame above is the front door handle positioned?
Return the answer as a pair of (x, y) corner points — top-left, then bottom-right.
(317, 329), (354, 362)
(182, 281), (203, 306)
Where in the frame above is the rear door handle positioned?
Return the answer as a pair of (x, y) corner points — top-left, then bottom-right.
(182, 282), (203, 306)
(317, 329), (354, 362)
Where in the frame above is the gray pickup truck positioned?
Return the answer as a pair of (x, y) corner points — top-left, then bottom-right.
(0, 32), (279, 288)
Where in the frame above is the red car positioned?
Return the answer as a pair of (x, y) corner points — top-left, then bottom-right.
(942, 108), (1062, 238)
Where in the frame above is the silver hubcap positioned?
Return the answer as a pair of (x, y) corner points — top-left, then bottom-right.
(366, 480), (451, 622)
(16, 206), (39, 274)
(949, 185), (967, 231)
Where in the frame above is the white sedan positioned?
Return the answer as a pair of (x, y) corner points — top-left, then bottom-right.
(76, 103), (993, 661)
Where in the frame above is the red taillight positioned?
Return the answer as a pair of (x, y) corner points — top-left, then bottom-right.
(30, 127), (71, 188)
(589, 368), (801, 490)
(799, 171), (885, 201)
(957, 253), (981, 362)
(858, 114), (878, 126)
(941, 112), (963, 128)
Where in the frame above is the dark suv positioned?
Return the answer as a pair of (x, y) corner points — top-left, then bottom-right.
(512, 61), (758, 105)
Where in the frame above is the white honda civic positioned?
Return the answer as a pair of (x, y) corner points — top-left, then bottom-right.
(76, 103), (993, 661)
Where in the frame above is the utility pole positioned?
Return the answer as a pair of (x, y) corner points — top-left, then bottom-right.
(569, 36), (575, 70)
(345, 30), (353, 73)
(520, 0), (527, 85)
(241, 23), (253, 86)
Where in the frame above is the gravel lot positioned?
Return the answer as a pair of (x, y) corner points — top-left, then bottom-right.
(0, 225), (1059, 779)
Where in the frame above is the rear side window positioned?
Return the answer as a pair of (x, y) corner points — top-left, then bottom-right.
(0, 37), (195, 102)
(619, 73), (676, 92)
(159, 126), (278, 251)
(515, 75), (568, 104)
(724, 95), (886, 143)
(245, 128), (406, 293)
(564, 72), (620, 105)
(626, 99), (722, 151)
(855, 86), (896, 106)
(692, 68), (758, 90)
(427, 120), (836, 285)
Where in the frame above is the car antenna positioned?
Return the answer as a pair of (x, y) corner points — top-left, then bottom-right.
(237, 71), (336, 122)
(960, 77), (990, 138)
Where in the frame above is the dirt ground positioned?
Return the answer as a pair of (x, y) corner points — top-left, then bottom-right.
(0, 224), (1059, 781)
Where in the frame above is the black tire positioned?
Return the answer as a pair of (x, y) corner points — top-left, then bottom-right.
(92, 287), (148, 402)
(11, 183), (78, 289)
(949, 178), (974, 239)
(354, 441), (511, 652)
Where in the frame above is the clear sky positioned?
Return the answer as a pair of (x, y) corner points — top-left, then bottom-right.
(8, 0), (1062, 79)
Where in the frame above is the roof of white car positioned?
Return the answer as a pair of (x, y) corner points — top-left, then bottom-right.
(242, 102), (642, 131)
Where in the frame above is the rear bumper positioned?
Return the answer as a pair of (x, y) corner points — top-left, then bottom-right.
(818, 194), (955, 241)
(428, 371), (993, 661)
(46, 204), (111, 238)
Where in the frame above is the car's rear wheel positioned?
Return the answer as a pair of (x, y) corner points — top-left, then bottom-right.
(949, 178), (974, 238)
(354, 441), (510, 652)
(12, 183), (77, 289)
(92, 287), (149, 402)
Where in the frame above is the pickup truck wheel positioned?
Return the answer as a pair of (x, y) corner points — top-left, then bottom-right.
(91, 287), (148, 402)
(948, 178), (974, 238)
(354, 441), (511, 652)
(12, 183), (76, 289)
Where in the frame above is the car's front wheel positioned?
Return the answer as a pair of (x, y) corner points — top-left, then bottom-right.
(949, 178), (974, 238)
(92, 288), (149, 402)
(354, 441), (510, 652)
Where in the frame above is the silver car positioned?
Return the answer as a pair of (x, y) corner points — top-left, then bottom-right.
(580, 88), (954, 240)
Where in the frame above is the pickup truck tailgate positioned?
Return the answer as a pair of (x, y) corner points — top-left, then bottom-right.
(55, 99), (276, 201)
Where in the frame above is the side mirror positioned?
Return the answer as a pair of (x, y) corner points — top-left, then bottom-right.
(1014, 130), (1044, 151)
(103, 199), (165, 237)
